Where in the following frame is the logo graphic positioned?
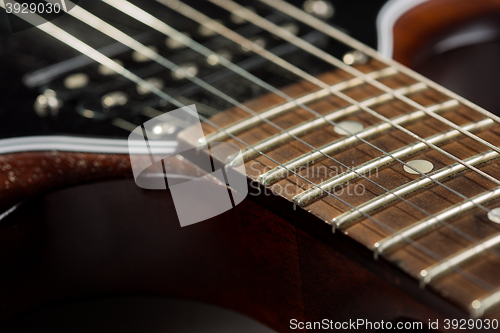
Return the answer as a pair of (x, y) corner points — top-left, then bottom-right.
(128, 105), (248, 227)
(3, 0), (79, 33)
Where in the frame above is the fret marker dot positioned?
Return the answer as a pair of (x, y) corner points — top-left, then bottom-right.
(472, 300), (481, 310)
(487, 208), (500, 223)
(403, 160), (434, 175)
(333, 121), (364, 135)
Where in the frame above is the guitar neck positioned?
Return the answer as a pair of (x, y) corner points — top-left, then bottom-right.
(179, 52), (500, 319)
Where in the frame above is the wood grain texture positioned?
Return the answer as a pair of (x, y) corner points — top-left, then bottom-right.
(178, 58), (500, 321)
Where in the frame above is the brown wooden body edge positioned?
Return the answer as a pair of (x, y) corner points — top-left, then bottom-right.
(0, 149), (479, 332)
(391, 0), (500, 67)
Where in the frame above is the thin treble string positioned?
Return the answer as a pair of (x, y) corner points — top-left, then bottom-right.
(60, 0), (452, 232)
(100, 0), (500, 267)
(210, 0), (500, 189)
(6, 1), (496, 294)
(108, 0), (500, 221)
(154, 0), (500, 249)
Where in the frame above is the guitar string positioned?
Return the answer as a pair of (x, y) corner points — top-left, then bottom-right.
(6, 1), (497, 293)
(210, 0), (500, 188)
(224, 0), (500, 155)
(261, 0), (500, 132)
(206, 0), (500, 295)
(97, 0), (500, 273)
(218, 0), (500, 164)
(32, 0), (500, 290)
(157, 0), (500, 217)
(90, 0), (500, 293)
(109, 0), (500, 219)
(58, 0), (465, 235)
(147, 0), (500, 260)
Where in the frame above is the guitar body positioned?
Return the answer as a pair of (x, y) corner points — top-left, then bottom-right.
(0, 175), (452, 332)
(1, 0), (500, 332)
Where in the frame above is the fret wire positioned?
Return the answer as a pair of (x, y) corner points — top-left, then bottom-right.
(336, 150), (499, 231)
(340, 152), (500, 267)
(260, 0), (500, 135)
(258, 100), (458, 186)
(10, 0), (497, 304)
(56, 0), (446, 233)
(238, 82), (427, 162)
(210, 0), (500, 189)
(294, 119), (494, 207)
(236, 0), (500, 160)
(95, 0), (472, 241)
(114, 0), (500, 300)
(212, 0), (500, 312)
(470, 286), (500, 318)
(204, 67), (398, 144)
(420, 231), (500, 288)
(161, 0), (500, 237)
(152, 0), (500, 295)
(217, 0), (500, 162)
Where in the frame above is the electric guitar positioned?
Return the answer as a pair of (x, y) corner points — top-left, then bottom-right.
(1, 0), (500, 331)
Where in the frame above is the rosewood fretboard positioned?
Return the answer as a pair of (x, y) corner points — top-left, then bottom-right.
(179, 58), (500, 320)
